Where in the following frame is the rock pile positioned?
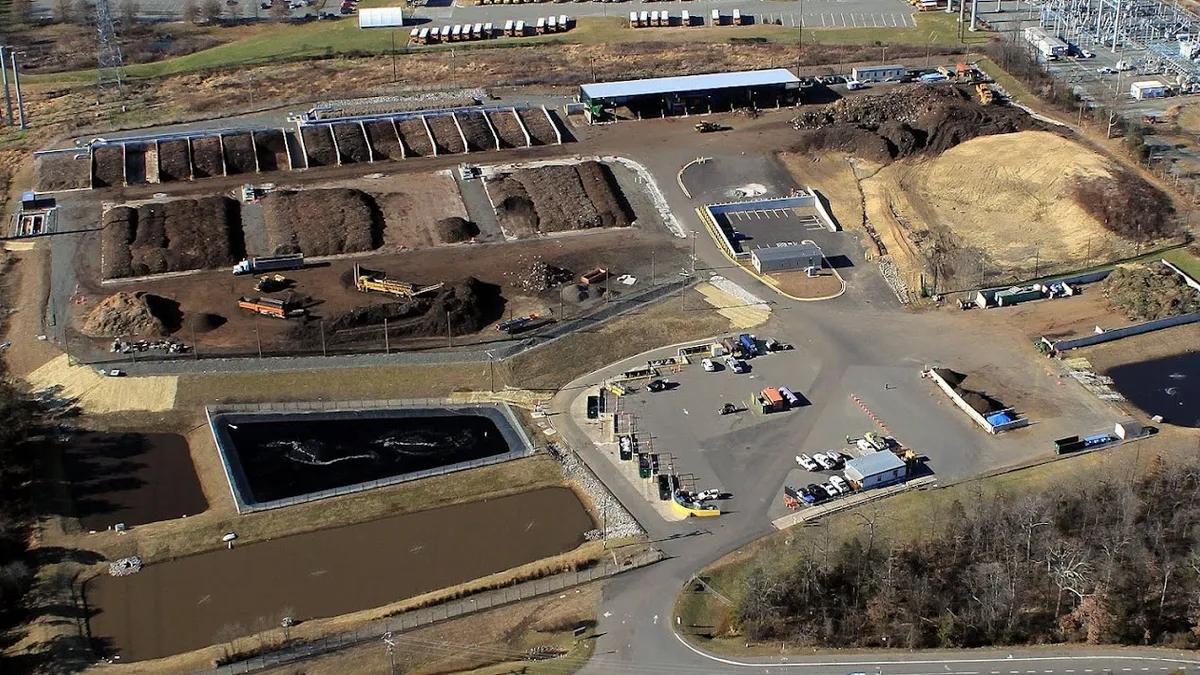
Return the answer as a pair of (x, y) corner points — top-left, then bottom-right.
(510, 259), (573, 294)
(552, 443), (644, 540)
(109, 556), (142, 576)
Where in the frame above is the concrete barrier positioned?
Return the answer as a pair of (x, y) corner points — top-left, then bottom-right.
(924, 368), (1027, 435)
(1050, 311), (1200, 352)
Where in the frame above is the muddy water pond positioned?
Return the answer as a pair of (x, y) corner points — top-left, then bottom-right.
(1107, 352), (1199, 428)
(85, 486), (594, 662)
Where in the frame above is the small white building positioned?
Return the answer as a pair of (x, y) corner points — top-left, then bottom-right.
(851, 64), (907, 82)
(1130, 80), (1167, 100)
(844, 452), (907, 489)
(1038, 36), (1068, 58)
(751, 243), (823, 274)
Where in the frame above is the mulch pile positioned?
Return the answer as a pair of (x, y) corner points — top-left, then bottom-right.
(364, 120), (403, 160)
(506, 258), (573, 293)
(253, 130), (288, 172)
(488, 110), (527, 149)
(396, 118), (432, 156)
(791, 84), (1039, 163)
(191, 136), (225, 178)
(457, 112), (495, 152)
(487, 175), (539, 237)
(222, 133), (256, 175)
(434, 216), (479, 243)
(81, 292), (180, 338)
(301, 126), (338, 167)
(260, 188), (381, 256)
(101, 197), (244, 279)
(933, 368), (1005, 415)
(518, 108), (558, 145)
(427, 115), (466, 154)
(332, 123), (371, 164)
(157, 140), (190, 182)
(34, 151), (92, 191)
(92, 146), (125, 188)
(323, 277), (504, 339)
(498, 161), (634, 234)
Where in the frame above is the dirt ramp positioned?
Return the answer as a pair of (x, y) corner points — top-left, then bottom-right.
(82, 292), (181, 337)
(261, 188), (382, 256)
(101, 197), (244, 279)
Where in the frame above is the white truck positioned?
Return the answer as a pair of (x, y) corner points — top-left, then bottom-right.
(233, 254), (306, 276)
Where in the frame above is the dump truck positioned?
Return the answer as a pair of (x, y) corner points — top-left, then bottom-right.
(237, 296), (305, 319)
(580, 267), (609, 285)
(233, 254), (305, 276)
(353, 264), (443, 299)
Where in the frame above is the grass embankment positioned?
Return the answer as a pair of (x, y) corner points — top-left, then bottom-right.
(1161, 246), (1200, 281)
(676, 434), (1195, 656)
(26, 12), (984, 86)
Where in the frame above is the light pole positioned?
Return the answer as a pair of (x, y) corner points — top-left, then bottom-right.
(486, 350), (496, 392)
(390, 30), (398, 82)
(690, 230), (698, 274)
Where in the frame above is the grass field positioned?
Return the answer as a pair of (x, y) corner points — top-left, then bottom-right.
(1161, 246), (1200, 281)
(24, 12), (985, 86)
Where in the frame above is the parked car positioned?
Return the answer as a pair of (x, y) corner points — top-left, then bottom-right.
(820, 483), (839, 499)
(818, 451), (843, 469)
(1097, 66), (1116, 74)
(696, 489), (721, 501)
(829, 475), (850, 494)
(701, 358), (717, 372)
(726, 358), (748, 374)
(798, 487), (816, 503)
(813, 452), (837, 470)
(646, 379), (668, 392)
(807, 483), (828, 501)
(796, 454), (819, 471)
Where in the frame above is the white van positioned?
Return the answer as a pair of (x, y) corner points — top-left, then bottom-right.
(846, 80), (865, 90)
(681, 10), (690, 26)
(711, 9), (721, 25)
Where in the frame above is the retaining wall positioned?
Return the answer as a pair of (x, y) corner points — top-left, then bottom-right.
(925, 369), (1028, 435)
(1050, 311), (1200, 352)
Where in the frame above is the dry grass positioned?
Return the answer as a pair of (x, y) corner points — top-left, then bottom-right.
(768, 269), (843, 299)
(25, 354), (179, 413)
(506, 291), (732, 391)
(695, 282), (770, 328)
(255, 583), (603, 675)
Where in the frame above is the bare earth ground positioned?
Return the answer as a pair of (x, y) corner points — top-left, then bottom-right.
(780, 151), (880, 257)
(863, 131), (1132, 291)
(257, 584), (601, 675)
(768, 268), (844, 299)
(304, 170), (471, 250)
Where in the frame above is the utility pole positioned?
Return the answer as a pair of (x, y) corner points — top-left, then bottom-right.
(10, 52), (25, 129)
(383, 317), (389, 354)
(254, 317), (263, 359)
(690, 231), (698, 274)
(0, 47), (12, 126)
(320, 321), (327, 357)
(446, 310), (452, 347)
(486, 351), (496, 392)
(391, 30), (398, 82)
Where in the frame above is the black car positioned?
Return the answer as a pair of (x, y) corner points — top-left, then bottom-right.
(646, 379), (668, 392)
(806, 483), (828, 502)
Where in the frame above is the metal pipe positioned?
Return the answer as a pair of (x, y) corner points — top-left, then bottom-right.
(970, 0), (978, 31)
(0, 47), (11, 126)
(11, 52), (25, 129)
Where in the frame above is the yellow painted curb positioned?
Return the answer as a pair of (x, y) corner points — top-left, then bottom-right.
(671, 498), (720, 518)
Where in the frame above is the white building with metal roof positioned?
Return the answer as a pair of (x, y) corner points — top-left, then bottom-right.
(844, 452), (908, 489)
(579, 69), (802, 118)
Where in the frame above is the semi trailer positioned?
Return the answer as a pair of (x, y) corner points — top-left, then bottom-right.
(233, 254), (305, 276)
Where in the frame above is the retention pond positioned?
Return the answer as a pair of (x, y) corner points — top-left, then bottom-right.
(1107, 352), (1199, 428)
(84, 486), (594, 662)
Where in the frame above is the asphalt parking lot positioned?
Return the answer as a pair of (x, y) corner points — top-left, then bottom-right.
(611, 340), (820, 509)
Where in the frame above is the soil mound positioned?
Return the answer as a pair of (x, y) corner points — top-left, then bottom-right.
(510, 259), (573, 293)
(329, 277), (503, 338)
(792, 84), (1039, 162)
(82, 292), (181, 337)
(1071, 168), (1179, 241)
(100, 197), (244, 279)
(933, 368), (1005, 415)
(492, 161), (633, 237)
(1104, 263), (1200, 320)
(186, 312), (227, 333)
(261, 188), (382, 256)
(435, 217), (479, 243)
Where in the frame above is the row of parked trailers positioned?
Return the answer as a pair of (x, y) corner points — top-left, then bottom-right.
(409, 15), (570, 43)
(630, 8), (743, 26)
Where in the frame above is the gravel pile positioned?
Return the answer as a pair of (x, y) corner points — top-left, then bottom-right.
(552, 443), (644, 540)
(109, 556), (142, 576)
(878, 257), (910, 303)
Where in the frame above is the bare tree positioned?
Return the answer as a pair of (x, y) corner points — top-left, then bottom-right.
(9, 0), (34, 23)
(1048, 541), (1093, 617)
(268, 0), (289, 22)
(118, 0), (140, 27)
(182, 0), (200, 22)
(53, 0), (74, 22)
(201, 0), (223, 23)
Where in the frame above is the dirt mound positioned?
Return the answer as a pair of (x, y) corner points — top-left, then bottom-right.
(792, 84), (1039, 162)
(253, 130), (288, 172)
(458, 111), (495, 152)
(186, 312), (227, 333)
(934, 368), (1005, 415)
(1104, 263), (1200, 320)
(434, 217), (479, 243)
(495, 161), (633, 235)
(35, 150), (92, 191)
(92, 145), (124, 188)
(157, 139), (190, 182)
(301, 126), (337, 167)
(260, 188), (382, 256)
(82, 292), (181, 337)
(332, 123), (370, 164)
(509, 259), (573, 293)
(101, 197), (244, 279)
(191, 136), (224, 178)
(222, 133), (256, 175)
(329, 277), (503, 338)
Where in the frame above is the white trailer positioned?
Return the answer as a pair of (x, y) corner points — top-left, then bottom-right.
(640, 10), (649, 26)
(711, 9), (721, 25)
(558, 14), (568, 30)
(659, 10), (670, 25)
(504, 19), (515, 36)
(483, 21), (493, 37)
(732, 8), (742, 25)
(681, 9), (690, 25)
(515, 19), (526, 35)
(440, 25), (452, 40)
(547, 15), (557, 31)
(629, 10), (639, 26)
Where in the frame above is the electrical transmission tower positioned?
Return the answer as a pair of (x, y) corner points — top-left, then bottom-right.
(95, 0), (127, 105)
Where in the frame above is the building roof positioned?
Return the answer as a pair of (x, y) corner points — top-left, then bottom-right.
(845, 451), (906, 477)
(853, 64), (906, 71)
(1131, 80), (1166, 89)
(580, 69), (800, 101)
(751, 243), (823, 262)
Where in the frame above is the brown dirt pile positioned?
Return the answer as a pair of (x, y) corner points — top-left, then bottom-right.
(332, 123), (371, 164)
(497, 161), (633, 235)
(191, 136), (224, 178)
(254, 130), (288, 172)
(222, 133), (256, 175)
(260, 188), (382, 256)
(489, 110), (527, 149)
(457, 112), (495, 152)
(932, 368), (1004, 414)
(35, 151), (92, 191)
(364, 121), (402, 160)
(519, 108), (558, 145)
(792, 84), (1040, 162)
(82, 292), (181, 338)
(301, 126), (338, 167)
(434, 217), (479, 243)
(157, 139), (190, 182)
(323, 276), (504, 338)
(396, 118), (433, 157)
(1103, 263), (1200, 321)
(100, 197), (244, 279)
(506, 258), (573, 293)
(92, 146), (124, 188)
(427, 115), (466, 155)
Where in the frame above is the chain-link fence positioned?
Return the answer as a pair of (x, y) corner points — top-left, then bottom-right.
(208, 548), (664, 675)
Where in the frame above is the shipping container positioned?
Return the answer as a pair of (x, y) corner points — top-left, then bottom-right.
(732, 8), (742, 24)
(711, 8), (721, 24)
(681, 9), (690, 25)
(761, 387), (785, 412)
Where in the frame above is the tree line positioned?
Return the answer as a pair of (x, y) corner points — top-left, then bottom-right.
(737, 455), (1200, 649)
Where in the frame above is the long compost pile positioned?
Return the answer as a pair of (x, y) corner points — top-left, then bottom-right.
(260, 188), (383, 256)
(101, 197), (244, 279)
(490, 161), (634, 236)
(791, 84), (1041, 162)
